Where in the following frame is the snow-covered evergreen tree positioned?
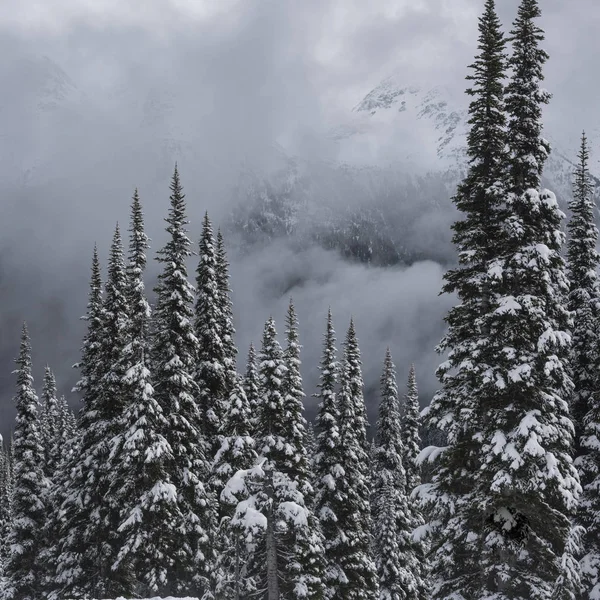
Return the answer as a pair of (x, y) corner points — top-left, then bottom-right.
(40, 366), (61, 480)
(105, 188), (182, 597)
(568, 133), (600, 439)
(216, 228), (237, 396)
(373, 349), (427, 600)
(422, 0), (581, 596)
(42, 402), (79, 597)
(227, 317), (324, 599)
(401, 364), (421, 496)
(313, 308), (344, 599)
(419, 1), (509, 596)
(54, 245), (107, 599)
(570, 133), (600, 598)
(57, 395), (77, 443)
(91, 223), (135, 596)
(505, 0), (550, 195)
(281, 301), (326, 597)
(213, 377), (256, 494)
(55, 227), (132, 599)
(490, 0), (580, 595)
(244, 342), (260, 434)
(150, 167), (216, 597)
(400, 364), (428, 590)
(3, 324), (48, 600)
(125, 188), (151, 348)
(334, 318), (378, 599)
(0, 441), (11, 574)
(57, 224), (133, 597)
(195, 212), (227, 460)
(281, 300), (311, 487)
(37, 367), (65, 592)
(213, 375), (257, 600)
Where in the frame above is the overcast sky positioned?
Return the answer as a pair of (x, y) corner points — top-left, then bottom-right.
(0, 0), (595, 122)
(0, 0), (597, 438)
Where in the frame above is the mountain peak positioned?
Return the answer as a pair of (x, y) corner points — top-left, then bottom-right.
(353, 76), (420, 114)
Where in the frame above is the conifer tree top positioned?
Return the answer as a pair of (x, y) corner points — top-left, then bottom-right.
(339, 317), (370, 452)
(157, 165), (193, 269)
(506, 0), (550, 193)
(374, 348), (405, 484)
(107, 223), (127, 290)
(567, 131), (598, 293)
(15, 323), (34, 391)
(194, 211), (220, 344)
(283, 298), (302, 394)
(42, 366), (58, 406)
(464, 0), (507, 168)
(128, 188), (150, 273)
(245, 341), (259, 390)
(6, 323), (47, 600)
(257, 316), (289, 461)
(88, 244), (103, 319)
(314, 309), (340, 470)
(215, 226), (237, 368)
(315, 307), (338, 407)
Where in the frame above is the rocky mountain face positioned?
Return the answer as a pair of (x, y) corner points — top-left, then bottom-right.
(231, 74), (600, 266)
(0, 56), (595, 268)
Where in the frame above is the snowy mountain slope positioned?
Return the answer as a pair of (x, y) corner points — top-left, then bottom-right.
(340, 76), (469, 172)
(230, 73), (600, 264)
(1, 55), (597, 267)
(331, 72), (600, 195)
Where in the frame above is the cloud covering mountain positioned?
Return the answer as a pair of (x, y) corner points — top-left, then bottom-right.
(0, 0), (598, 437)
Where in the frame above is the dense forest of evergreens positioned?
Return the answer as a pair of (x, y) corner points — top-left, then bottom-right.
(2, 0), (600, 598)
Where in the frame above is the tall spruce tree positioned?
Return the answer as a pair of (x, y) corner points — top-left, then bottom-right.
(505, 0), (550, 195)
(106, 189), (182, 597)
(38, 367), (70, 593)
(423, 0), (581, 597)
(40, 367), (61, 479)
(42, 401), (79, 598)
(488, 0), (580, 595)
(570, 134), (600, 597)
(54, 245), (108, 599)
(57, 224), (134, 598)
(195, 212), (227, 459)
(89, 223), (135, 597)
(213, 375), (257, 600)
(216, 228), (237, 395)
(281, 300), (311, 487)
(0, 440), (11, 576)
(227, 317), (324, 599)
(3, 324), (48, 600)
(150, 167), (216, 597)
(281, 301), (326, 597)
(400, 364), (428, 590)
(313, 308), (345, 599)
(401, 364), (422, 496)
(334, 319), (378, 599)
(568, 133), (600, 443)
(419, 0), (509, 595)
(57, 395), (77, 443)
(373, 350), (427, 600)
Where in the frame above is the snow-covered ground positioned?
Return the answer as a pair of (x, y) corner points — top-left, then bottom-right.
(72, 597), (199, 600)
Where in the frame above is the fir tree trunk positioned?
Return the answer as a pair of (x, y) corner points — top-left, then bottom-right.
(266, 472), (280, 600)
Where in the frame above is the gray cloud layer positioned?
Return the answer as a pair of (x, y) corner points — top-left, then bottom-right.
(0, 0), (595, 436)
